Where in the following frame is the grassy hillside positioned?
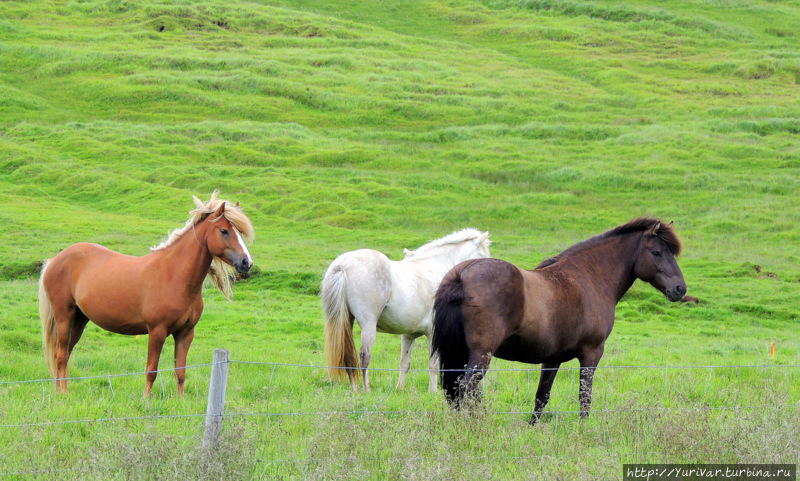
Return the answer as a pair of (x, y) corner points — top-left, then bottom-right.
(0, 0), (798, 479)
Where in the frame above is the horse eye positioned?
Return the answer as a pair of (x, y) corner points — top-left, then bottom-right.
(651, 250), (661, 257)
(220, 229), (229, 236)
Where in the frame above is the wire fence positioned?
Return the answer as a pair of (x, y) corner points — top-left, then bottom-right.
(1, 358), (798, 428)
(1, 357), (799, 478)
(229, 359), (800, 372)
(3, 358), (797, 386)
(3, 403), (798, 430)
(0, 361), (220, 387)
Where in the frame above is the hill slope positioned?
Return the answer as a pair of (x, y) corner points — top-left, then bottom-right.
(1, 0), (798, 271)
(0, 1), (798, 479)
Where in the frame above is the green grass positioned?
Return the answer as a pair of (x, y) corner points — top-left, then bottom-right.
(0, 0), (799, 479)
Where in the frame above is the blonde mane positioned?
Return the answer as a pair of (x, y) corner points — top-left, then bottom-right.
(404, 228), (490, 259)
(151, 190), (255, 299)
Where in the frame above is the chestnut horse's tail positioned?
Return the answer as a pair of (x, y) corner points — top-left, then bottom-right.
(38, 260), (57, 377)
(321, 263), (358, 383)
(432, 269), (469, 405)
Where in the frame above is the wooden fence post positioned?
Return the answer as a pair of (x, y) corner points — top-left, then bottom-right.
(202, 349), (230, 451)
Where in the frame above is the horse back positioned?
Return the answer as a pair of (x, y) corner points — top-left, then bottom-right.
(47, 242), (145, 284)
(46, 243), (121, 287)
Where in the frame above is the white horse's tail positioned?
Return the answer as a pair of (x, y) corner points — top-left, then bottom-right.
(38, 260), (57, 377)
(321, 263), (359, 383)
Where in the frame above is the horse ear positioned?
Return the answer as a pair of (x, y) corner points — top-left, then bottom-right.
(647, 222), (661, 236)
(475, 231), (489, 244)
(211, 202), (226, 220)
(668, 220), (674, 226)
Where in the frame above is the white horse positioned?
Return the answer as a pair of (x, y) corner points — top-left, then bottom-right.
(321, 228), (490, 391)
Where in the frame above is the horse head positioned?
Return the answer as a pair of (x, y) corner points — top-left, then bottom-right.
(633, 221), (686, 302)
(203, 202), (253, 275)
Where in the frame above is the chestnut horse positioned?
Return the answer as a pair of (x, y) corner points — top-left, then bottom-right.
(432, 218), (686, 423)
(38, 191), (254, 394)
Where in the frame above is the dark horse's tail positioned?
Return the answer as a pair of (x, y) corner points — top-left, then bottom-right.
(432, 267), (470, 406)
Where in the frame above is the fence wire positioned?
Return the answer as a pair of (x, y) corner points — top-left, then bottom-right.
(1, 360), (797, 430)
(0, 412), (207, 429)
(229, 359), (800, 372)
(225, 403), (799, 419)
(0, 361), (218, 387)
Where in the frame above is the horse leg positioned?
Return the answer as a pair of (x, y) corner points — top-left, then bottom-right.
(427, 337), (439, 392)
(173, 326), (195, 395)
(460, 311), (503, 407)
(144, 327), (167, 397)
(67, 312), (89, 355)
(460, 350), (492, 408)
(530, 362), (561, 425)
(52, 303), (79, 393)
(56, 313), (90, 394)
(347, 288), (385, 392)
(358, 321), (377, 392)
(578, 345), (604, 419)
(396, 333), (417, 389)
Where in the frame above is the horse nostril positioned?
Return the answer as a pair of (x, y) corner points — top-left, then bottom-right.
(676, 285), (685, 295)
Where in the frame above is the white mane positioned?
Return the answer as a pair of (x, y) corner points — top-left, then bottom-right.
(404, 228), (490, 259)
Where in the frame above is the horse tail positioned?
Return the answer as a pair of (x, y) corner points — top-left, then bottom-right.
(38, 260), (57, 378)
(432, 268), (470, 405)
(321, 263), (358, 383)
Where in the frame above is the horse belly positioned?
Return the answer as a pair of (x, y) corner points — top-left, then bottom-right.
(377, 266), (433, 335)
(494, 335), (555, 364)
(77, 293), (147, 335)
(378, 304), (430, 335)
(73, 266), (148, 335)
(88, 316), (148, 335)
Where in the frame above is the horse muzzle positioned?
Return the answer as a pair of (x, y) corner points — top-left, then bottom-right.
(665, 283), (686, 302)
(235, 257), (252, 275)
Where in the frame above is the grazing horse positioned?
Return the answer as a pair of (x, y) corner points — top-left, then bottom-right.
(432, 218), (686, 422)
(38, 191), (254, 394)
(322, 229), (491, 391)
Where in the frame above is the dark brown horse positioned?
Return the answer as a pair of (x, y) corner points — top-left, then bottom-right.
(38, 191), (254, 395)
(432, 218), (686, 423)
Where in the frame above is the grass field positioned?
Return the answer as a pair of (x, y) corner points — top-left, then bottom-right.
(1, 0), (799, 479)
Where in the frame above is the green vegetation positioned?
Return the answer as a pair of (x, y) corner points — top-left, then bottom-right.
(0, 0), (798, 479)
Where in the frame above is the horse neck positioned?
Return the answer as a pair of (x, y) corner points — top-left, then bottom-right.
(152, 224), (213, 295)
(405, 247), (467, 277)
(556, 234), (640, 303)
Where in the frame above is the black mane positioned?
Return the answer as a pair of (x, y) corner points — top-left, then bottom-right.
(536, 217), (682, 269)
